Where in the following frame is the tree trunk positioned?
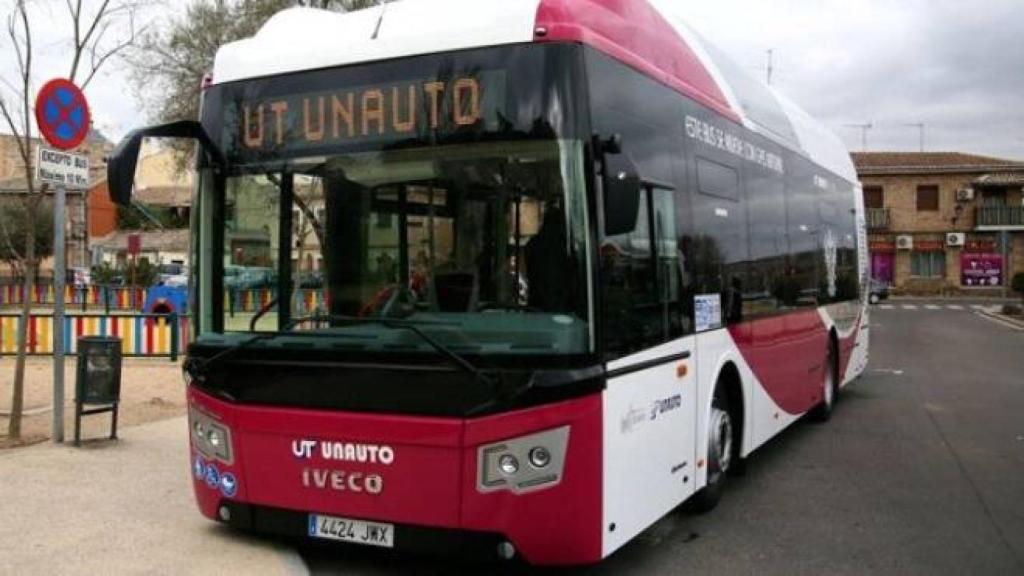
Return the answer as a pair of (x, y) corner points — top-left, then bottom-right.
(8, 196), (36, 439)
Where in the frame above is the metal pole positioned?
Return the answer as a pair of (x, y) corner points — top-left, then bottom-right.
(53, 185), (66, 444)
(1002, 230), (1010, 299)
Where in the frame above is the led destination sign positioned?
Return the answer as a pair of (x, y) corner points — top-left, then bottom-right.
(227, 71), (507, 161)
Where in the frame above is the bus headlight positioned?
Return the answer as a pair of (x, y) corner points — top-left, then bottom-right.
(190, 407), (233, 465)
(478, 426), (569, 494)
(528, 447), (551, 469)
(498, 454), (519, 475)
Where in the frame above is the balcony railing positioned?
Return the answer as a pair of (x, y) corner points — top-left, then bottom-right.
(976, 205), (1024, 228)
(866, 207), (890, 230)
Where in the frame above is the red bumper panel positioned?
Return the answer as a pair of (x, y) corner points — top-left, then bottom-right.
(188, 388), (603, 565)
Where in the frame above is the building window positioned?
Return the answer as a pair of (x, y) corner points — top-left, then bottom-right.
(916, 185), (939, 211)
(911, 251), (945, 278)
(864, 186), (884, 209)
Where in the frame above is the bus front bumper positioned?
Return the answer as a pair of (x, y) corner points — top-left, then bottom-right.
(187, 387), (603, 565)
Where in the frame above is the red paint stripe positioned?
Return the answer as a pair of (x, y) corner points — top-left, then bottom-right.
(535, 0), (740, 124)
(145, 316), (154, 354)
(28, 316), (37, 352)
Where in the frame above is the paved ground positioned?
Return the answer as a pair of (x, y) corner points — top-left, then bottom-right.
(300, 304), (1024, 575)
(0, 416), (304, 576)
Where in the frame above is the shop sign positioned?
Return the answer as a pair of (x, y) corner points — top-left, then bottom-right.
(961, 253), (1003, 287)
(965, 239), (996, 252)
(915, 240), (944, 251)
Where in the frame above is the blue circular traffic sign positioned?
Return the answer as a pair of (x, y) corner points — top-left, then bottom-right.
(34, 78), (90, 150)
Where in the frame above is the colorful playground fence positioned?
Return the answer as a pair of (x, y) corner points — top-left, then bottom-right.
(227, 288), (328, 315)
(0, 284), (328, 316)
(0, 284), (147, 310)
(0, 313), (190, 359)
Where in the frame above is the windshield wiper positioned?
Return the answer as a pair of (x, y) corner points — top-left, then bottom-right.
(186, 314), (496, 394)
(294, 314), (496, 391)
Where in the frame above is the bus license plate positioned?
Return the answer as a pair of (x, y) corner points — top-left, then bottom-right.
(308, 514), (394, 548)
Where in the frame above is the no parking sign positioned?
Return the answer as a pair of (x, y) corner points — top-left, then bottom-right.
(34, 78), (90, 150)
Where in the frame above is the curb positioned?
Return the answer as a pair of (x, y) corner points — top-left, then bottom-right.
(977, 311), (1024, 331)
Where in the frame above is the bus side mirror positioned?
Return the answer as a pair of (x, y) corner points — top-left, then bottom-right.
(603, 153), (641, 237)
(107, 120), (226, 206)
(107, 132), (144, 206)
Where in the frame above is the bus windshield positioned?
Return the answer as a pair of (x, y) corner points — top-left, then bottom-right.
(205, 138), (593, 357)
(192, 43), (595, 360)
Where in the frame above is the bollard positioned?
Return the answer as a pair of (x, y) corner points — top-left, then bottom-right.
(170, 312), (179, 362)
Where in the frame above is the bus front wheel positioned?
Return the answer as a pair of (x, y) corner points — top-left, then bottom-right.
(689, 390), (736, 513)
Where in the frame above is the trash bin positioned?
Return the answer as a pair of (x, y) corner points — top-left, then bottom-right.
(74, 336), (123, 446)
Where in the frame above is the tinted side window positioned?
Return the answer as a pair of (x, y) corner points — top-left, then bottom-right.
(745, 169), (787, 317)
(784, 159), (820, 307)
(691, 156), (748, 326)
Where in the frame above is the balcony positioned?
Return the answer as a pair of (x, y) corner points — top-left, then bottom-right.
(976, 206), (1024, 229)
(866, 207), (890, 231)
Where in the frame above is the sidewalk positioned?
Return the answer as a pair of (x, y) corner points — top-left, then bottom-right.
(0, 416), (306, 575)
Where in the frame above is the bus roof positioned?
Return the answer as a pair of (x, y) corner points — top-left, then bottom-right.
(212, 0), (856, 183)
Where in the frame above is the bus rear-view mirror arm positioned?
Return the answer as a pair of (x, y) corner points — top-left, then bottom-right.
(107, 120), (226, 206)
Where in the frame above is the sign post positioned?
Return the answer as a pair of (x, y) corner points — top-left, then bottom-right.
(35, 78), (91, 444)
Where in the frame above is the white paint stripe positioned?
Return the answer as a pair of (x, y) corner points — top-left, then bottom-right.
(925, 305), (941, 310)
(902, 305), (918, 310)
(879, 305), (894, 310)
(975, 312), (1024, 332)
(947, 305), (964, 310)
(970, 305), (985, 310)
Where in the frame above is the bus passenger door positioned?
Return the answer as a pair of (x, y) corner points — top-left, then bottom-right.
(601, 187), (697, 556)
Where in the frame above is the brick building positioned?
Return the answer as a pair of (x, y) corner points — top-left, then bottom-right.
(0, 130), (113, 270)
(853, 152), (1024, 296)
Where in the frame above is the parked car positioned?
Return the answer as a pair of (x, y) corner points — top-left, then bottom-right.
(868, 278), (890, 305)
(224, 265), (275, 290)
(158, 263), (188, 288)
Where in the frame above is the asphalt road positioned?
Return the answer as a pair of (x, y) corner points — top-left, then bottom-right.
(299, 303), (1024, 575)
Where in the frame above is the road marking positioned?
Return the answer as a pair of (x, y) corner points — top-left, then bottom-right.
(947, 305), (964, 310)
(902, 305), (918, 310)
(925, 305), (941, 310)
(974, 312), (1024, 332)
(879, 305), (894, 310)
(970, 305), (986, 310)
(874, 368), (904, 375)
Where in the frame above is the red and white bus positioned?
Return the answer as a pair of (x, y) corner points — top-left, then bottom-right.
(108, 0), (868, 565)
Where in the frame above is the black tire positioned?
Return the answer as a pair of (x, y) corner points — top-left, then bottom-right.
(810, 340), (838, 422)
(689, 389), (738, 513)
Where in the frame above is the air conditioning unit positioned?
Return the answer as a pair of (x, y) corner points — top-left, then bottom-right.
(946, 232), (966, 247)
(956, 188), (975, 202)
(896, 235), (914, 250)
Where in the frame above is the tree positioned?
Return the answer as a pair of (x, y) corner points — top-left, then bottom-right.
(128, 0), (378, 136)
(0, 200), (54, 277)
(0, 0), (141, 440)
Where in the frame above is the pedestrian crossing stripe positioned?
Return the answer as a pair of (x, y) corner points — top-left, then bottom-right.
(902, 305), (918, 310)
(925, 305), (941, 310)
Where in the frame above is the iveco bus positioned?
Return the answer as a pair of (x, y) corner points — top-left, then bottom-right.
(107, 0), (868, 565)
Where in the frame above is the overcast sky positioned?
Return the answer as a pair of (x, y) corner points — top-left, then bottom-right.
(3, 0), (1023, 160)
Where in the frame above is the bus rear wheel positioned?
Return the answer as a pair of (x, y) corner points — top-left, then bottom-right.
(689, 392), (735, 513)
(810, 340), (838, 422)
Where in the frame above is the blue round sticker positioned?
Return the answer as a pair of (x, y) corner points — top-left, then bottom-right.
(219, 473), (238, 498)
(204, 463), (220, 488)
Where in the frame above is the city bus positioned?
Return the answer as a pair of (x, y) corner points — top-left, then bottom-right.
(107, 0), (868, 565)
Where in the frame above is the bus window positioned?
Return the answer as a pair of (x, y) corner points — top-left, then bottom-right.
(602, 188), (683, 359)
(691, 156), (748, 326)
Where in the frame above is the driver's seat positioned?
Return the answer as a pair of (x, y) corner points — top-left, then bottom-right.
(434, 272), (477, 312)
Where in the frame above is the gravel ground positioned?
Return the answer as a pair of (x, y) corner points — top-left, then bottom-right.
(0, 357), (185, 448)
